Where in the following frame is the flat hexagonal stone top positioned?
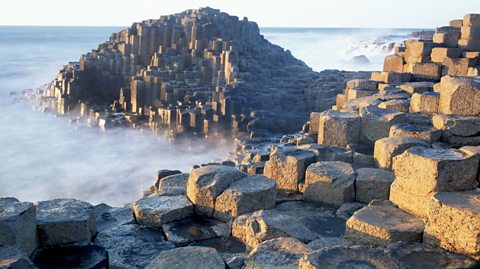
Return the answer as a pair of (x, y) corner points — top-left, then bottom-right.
(145, 246), (225, 269)
(407, 146), (469, 161)
(36, 199), (94, 224)
(224, 175), (276, 193)
(321, 110), (360, 119)
(133, 195), (193, 227)
(0, 198), (33, 219)
(306, 161), (355, 183)
(432, 190), (480, 215)
(299, 245), (405, 269)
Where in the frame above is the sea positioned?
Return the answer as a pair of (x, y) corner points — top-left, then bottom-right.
(0, 26), (425, 206)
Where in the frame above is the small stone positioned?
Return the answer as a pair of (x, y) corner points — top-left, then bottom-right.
(0, 198), (37, 256)
(133, 195), (193, 228)
(345, 200), (425, 246)
(303, 161), (355, 207)
(355, 168), (394, 203)
(187, 165), (247, 217)
(299, 245), (404, 269)
(36, 199), (96, 247)
(214, 175), (276, 222)
(244, 237), (311, 269)
(145, 246), (225, 269)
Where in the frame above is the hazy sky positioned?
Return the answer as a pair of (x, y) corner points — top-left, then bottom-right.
(2, 0), (480, 28)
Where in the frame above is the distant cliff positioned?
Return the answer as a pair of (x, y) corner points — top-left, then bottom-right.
(45, 7), (318, 137)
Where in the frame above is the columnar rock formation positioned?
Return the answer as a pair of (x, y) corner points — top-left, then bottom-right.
(40, 7), (317, 138)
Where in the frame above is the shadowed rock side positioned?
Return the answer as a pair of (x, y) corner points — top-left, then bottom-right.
(37, 7), (318, 138)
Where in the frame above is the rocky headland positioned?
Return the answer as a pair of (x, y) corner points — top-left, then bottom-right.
(3, 9), (480, 269)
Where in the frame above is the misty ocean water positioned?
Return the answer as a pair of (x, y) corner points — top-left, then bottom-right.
(0, 26), (422, 206)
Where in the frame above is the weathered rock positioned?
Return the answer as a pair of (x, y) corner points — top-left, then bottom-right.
(355, 168), (394, 203)
(299, 245), (405, 269)
(346, 79), (378, 91)
(187, 165), (247, 217)
(220, 253), (246, 269)
(232, 201), (344, 249)
(391, 147), (479, 217)
(244, 237), (311, 269)
(438, 76), (480, 116)
(383, 54), (405, 73)
(398, 82), (434, 94)
(163, 217), (230, 246)
(133, 195), (193, 228)
(154, 169), (182, 190)
(373, 136), (430, 170)
(36, 199), (96, 247)
(387, 242), (479, 269)
(32, 244), (108, 269)
(145, 246), (225, 269)
(433, 114), (480, 137)
(303, 161), (355, 206)
(301, 144), (353, 163)
(424, 190), (480, 260)
(214, 175), (276, 222)
(317, 110), (361, 147)
(335, 202), (365, 220)
(0, 245), (35, 269)
(389, 123), (442, 143)
(95, 224), (175, 269)
(309, 112), (321, 135)
(378, 99), (409, 112)
(0, 198), (37, 256)
(94, 204), (134, 232)
(306, 235), (353, 250)
(264, 148), (315, 194)
(345, 200), (424, 246)
(410, 92), (440, 114)
(154, 173), (188, 196)
(360, 106), (406, 144)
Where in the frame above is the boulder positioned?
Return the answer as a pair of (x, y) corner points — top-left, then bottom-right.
(373, 136), (430, 170)
(345, 200), (424, 246)
(391, 147), (479, 217)
(145, 246), (225, 269)
(95, 224), (175, 269)
(303, 161), (355, 206)
(186, 165), (247, 217)
(355, 168), (394, 203)
(36, 199), (96, 247)
(0, 245), (35, 269)
(0, 198), (37, 256)
(398, 81), (434, 94)
(387, 242), (479, 269)
(232, 201), (344, 249)
(317, 110), (361, 147)
(409, 92), (440, 113)
(360, 107), (406, 144)
(133, 195), (193, 228)
(299, 245), (405, 269)
(154, 173), (189, 196)
(438, 76), (480, 116)
(163, 217), (231, 246)
(213, 175), (276, 222)
(243, 237), (311, 269)
(424, 190), (480, 260)
(389, 123), (442, 143)
(264, 148), (315, 194)
(221, 253), (246, 269)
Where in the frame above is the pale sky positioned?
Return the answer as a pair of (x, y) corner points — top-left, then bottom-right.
(2, 0), (480, 28)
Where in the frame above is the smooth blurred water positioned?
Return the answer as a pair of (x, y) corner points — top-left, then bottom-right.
(0, 26), (420, 205)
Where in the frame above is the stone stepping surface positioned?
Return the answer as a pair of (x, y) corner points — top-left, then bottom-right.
(133, 195), (193, 228)
(145, 246), (225, 269)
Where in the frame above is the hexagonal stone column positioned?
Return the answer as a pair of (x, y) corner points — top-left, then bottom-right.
(391, 147), (479, 218)
(0, 198), (37, 255)
(374, 136), (430, 170)
(360, 107), (406, 144)
(264, 148), (315, 194)
(186, 165), (247, 217)
(133, 195), (193, 228)
(36, 199), (96, 247)
(355, 168), (394, 203)
(424, 190), (480, 260)
(438, 76), (480, 116)
(389, 123), (442, 143)
(317, 110), (361, 147)
(303, 161), (355, 207)
(213, 175), (276, 222)
(345, 200), (424, 246)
